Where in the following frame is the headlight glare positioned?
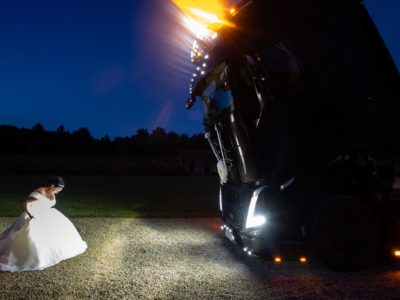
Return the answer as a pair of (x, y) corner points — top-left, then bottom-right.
(245, 185), (268, 229)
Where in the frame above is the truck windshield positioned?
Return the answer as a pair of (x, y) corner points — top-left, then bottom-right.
(197, 61), (265, 183)
(199, 63), (234, 118)
(198, 57), (264, 132)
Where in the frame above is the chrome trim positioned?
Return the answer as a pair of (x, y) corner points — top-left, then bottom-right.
(280, 176), (295, 191)
(219, 187), (223, 211)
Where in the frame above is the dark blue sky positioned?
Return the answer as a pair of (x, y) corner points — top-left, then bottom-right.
(0, 0), (398, 138)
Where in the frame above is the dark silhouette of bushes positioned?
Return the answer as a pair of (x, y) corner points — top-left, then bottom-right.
(0, 124), (215, 175)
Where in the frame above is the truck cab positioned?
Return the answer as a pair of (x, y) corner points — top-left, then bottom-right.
(186, 0), (400, 271)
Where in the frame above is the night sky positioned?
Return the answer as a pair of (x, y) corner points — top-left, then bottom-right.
(0, 0), (398, 138)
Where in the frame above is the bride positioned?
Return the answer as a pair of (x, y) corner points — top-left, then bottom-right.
(0, 176), (87, 272)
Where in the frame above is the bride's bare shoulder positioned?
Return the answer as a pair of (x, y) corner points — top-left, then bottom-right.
(25, 187), (45, 202)
(35, 187), (46, 195)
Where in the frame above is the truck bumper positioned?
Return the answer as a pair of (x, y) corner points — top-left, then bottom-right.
(221, 222), (306, 259)
(220, 182), (307, 259)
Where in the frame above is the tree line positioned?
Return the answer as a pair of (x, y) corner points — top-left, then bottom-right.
(0, 123), (209, 156)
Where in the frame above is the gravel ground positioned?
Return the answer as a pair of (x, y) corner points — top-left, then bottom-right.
(0, 217), (400, 299)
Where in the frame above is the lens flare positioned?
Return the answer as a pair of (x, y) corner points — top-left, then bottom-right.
(171, 0), (234, 39)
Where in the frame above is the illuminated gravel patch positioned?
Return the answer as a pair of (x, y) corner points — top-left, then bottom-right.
(0, 218), (399, 299)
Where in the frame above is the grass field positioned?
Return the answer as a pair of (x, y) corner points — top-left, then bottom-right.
(0, 175), (220, 218)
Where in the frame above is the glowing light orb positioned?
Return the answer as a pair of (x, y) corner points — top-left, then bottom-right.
(171, 0), (234, 40)
(299, 257), (307, 263)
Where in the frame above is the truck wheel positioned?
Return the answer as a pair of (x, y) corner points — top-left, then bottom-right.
(311, 195), (381, 271)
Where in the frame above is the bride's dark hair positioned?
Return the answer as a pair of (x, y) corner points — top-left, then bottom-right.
(48, 176), (65, 188)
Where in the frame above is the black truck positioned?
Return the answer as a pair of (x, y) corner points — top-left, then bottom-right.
(185, 0), (400, 271)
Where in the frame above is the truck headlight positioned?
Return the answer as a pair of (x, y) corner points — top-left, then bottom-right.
(245, 185), (268, 229)
(246, 215), (266, 228)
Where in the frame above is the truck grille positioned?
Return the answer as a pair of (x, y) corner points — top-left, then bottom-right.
(222, 185), (251, 229)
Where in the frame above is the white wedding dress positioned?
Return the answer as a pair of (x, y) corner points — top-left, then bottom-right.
(0, 191), (87, 272)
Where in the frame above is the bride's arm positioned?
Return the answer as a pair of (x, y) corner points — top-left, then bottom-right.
(24, 197), (37, 219)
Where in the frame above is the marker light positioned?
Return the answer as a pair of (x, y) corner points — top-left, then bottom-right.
(299, 257), (307, 263)
(172, 0), (233, 40)
(394, 250), (400, 257)
(274, 257), (282, 263)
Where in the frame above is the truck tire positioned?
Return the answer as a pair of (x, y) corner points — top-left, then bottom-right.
(311, 195), (381, 271)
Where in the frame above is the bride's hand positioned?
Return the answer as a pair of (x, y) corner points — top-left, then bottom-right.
(24, 212), (33, 220)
